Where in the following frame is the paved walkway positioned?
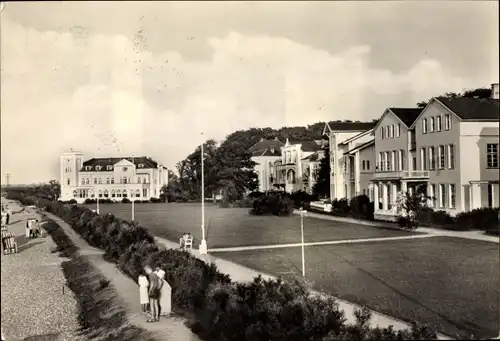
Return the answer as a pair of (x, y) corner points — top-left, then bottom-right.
(155, 237), (453, 340)
(43, 212), (201, 341)
(208, 234), (436, 253)
(296, 210), (499, 243)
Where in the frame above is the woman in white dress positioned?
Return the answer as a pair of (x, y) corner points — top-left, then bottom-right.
(155, 267), (172, 316)
(138, 271), (149, 313)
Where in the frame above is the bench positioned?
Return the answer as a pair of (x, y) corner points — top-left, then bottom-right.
(179, 236), (194, 250)
(2, 231), (18, 254)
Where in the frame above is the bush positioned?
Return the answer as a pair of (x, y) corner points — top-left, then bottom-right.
(150, 197), (161, 203)
(121, 197), (131, 204)
(68, 199), (77, 204)
(455, 207), (499, 231)
(250, 192), (294, 216)
(84, 198), (97, 204)
(8, 188), (440, 341)
(331, 198), (350, 217)
(289, 190), (315, 209)
(349, 195), (374, 220)
(248, 191), (265, 199)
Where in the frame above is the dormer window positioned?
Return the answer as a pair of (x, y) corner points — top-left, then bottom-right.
(85, 166), (91, 171)
(96, 166), (102, 171)
(138, 163), (144, 168)
(107, 165), (113, 171)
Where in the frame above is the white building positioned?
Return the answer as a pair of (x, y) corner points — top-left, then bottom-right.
(60, 151), (168, 203)
(250, 138), (285, 192)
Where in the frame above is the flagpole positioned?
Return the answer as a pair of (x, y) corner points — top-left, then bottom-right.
(199, 133), (207, 255)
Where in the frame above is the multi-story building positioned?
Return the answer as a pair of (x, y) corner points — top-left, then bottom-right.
(322, 121), (378, 200)
(274, 138), (325, 193)
(60, 151), (168, 203)
(343, 139), (376, 199)
(371, 108), (425, 220)
(250, 138), (285, 192)
(301, 149), (326, 194)
(372, 83), (499, 220)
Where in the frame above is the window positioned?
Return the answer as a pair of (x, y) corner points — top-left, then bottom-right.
(439, 184), (446, 208)
(143, 189), (148, 197)
(385, 151), (390, 171)
(447, 145), (455, 169)
(390, 125), (394, 138)
(398, 150), (404, 171)
(428, 146), (436, 170)
(378, 152), (383, 170)
(420, 148), (427, 170)
(90, 191), (95, 198)
(430, 184), (436, 207)
(422, 118), (428, 134)
(362, 160), (366, 170)
(429, 117), (435, 133)
(107, 165), (113, 171)
(85, 166), (91, 171)
(98, 178), (102, 184)
(94, 178), (98, 184)
(381, 127), (385, 139)
(436, 116), (442, 132)
(111, 190), (116, 198)
(81, 179), (85, 185)
(111, 178), (114, 184)
(85, 178), (89, 185)
(136, 189), (141, 197)
(448, 184), (455, 209)
(123, 177), (128, 184)
(67, 178), (71, 186)
(104, 190), (109, 198)
(444, 114), (451, 130)
(487, 143), (499, 168)
(122, 190), (128, 198)
(143, 178), (147, 184)
(98, 190), (103, 198)
(116, 190), (122, 198)
(138, 164), (144, 168)
(73, 190), (78, 198)
(123, 167), (128, 172)
(438, 145), (445, 169)
(106, 178), (110, 184)
(366, 160), (370, 170)
(391, 151), (396, 171)
(386, 126), (390, 138)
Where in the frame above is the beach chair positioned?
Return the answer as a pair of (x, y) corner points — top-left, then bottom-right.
(2, 231), (18, 254)
(184, 235), (193, 250)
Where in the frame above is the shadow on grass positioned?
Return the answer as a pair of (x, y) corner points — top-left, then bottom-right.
(43, 219), (158, 341)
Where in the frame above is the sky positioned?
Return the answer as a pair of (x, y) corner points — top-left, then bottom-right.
(1, 1), (498, 184)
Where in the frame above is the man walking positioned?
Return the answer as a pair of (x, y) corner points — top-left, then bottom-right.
(144, 265), (163, 322)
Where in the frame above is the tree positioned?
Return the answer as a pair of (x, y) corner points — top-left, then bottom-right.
(395, 185), (432, 229)
(416, 87), (492, 108)
(312, 147), (330, 199)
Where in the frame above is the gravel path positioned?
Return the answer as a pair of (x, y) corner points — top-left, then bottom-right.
(1, 199), (85, 341)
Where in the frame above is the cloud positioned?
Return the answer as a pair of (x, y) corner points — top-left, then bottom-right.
(0, 14), (487, 184)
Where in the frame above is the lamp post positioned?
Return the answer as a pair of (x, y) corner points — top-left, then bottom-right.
(132, 155), (135, 221)
(96, 195), (100, 214)
(299, 207), (307, 277)
(199, 133), (208, 255)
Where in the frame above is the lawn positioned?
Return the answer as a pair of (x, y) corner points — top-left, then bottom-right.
(212, 236), (500, 339)
(86, 202), (421, 248)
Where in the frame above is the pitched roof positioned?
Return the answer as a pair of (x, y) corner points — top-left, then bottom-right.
(286, 139), (321, 152)
(81, 157), (164, 172)
(301, 151), (322, 162)
(326, 121), (377, 132)
(345, 139), (375, 155)
(250, 138), (284, 157)
(389, 108), (423, 127)
(338, 129), (373, 146)
(436, 97), (499, 120)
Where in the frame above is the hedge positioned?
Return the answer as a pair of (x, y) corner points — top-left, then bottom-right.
(6, 189), (440, 340)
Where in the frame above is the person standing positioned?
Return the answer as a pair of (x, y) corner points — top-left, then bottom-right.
(138, 271), (149, 314)
(155, 266), (171, 317)
(144, 265), (162, 322)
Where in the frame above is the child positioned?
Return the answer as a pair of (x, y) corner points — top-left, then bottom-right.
(138, 271), (149, 314)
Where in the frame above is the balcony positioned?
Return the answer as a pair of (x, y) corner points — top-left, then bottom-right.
(373, 170), (429, 180)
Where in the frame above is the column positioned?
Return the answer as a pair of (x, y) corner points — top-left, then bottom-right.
(401, 180), (408, 194)
(355, 153), (361, 194)
(382, 183), (388, 211)
(493, 183), (499, 207)
(373, 182), (379, 212)
(471, 183), (481, 209)
(426, 182), (433, 207)
(392, 183), (398, 213)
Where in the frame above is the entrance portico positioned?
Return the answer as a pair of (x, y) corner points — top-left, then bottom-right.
(372, 170), (429, 221)
(467, 180), (499, 210)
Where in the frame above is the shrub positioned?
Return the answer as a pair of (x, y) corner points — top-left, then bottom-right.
(121, 197), (131, 204)
(248, 191), (264, 199)
(68, 199), (77, 204)
(431, 210), (455, 226)
(349, 195), (374, 220)
(250, 192), (294, 216)
(84, 198), (97, 204)
(331, 198), (350, 217)
(455, 207), (499, 231)
(289, 190), (315, 209)
(150, 197), (161, 203)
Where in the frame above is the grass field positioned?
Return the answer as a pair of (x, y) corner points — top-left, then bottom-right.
(85, 202), (421, 248)
(213, 236), (500, 339)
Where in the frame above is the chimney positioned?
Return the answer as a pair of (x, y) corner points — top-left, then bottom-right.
(492, 83), (499, 100)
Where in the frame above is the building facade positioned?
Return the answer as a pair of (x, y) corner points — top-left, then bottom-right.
(250, 138), (285, 192)
(301, 150), (325, 194)
(322, 121), (378, 200)
(60, 151), (168, 203)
